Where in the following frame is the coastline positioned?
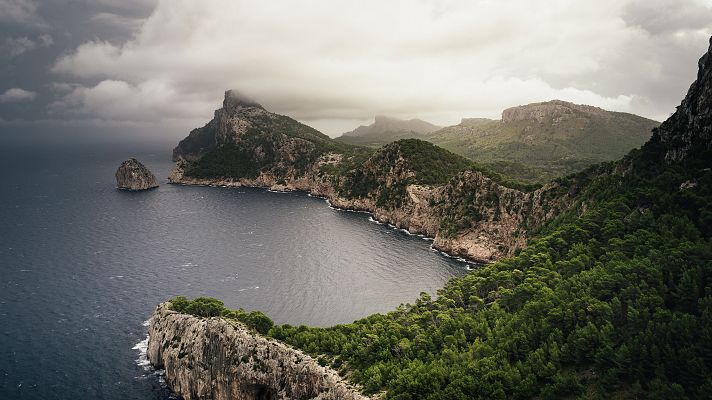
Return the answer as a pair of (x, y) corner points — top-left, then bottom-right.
(168, 177), (482, 267)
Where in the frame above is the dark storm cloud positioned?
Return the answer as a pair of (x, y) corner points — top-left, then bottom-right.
(0, 0), (157, 123)
(1, 0), (712, 137)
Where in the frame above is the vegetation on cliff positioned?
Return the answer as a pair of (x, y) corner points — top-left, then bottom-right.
(268, 143), (712, 399)
(171, 296), (274, 334)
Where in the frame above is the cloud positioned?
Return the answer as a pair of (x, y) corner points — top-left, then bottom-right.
(49, 79), (207, 122)
(3, 36), (36, 57)
(50, 0), (712, 134)
(0, 0), (42, 26)
(89, 12), (144, 32)
(2, 34), (52, 59)
(0, 88), (37, 103)
(623, 0), (712, 35)
(38, 33), (53, 46)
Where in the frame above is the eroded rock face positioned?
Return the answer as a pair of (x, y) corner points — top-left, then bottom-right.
(115, 158), (159, 191)
(650, 37), (712, 163)
(147, 303), (370, 400)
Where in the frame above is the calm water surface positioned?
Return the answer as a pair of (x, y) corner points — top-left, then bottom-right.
(0, 139), (468, 400)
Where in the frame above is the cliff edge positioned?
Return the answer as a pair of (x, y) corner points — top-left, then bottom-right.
(148, 303), (370, 400)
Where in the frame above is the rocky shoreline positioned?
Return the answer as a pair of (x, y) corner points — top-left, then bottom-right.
(168, 161), (576, 264)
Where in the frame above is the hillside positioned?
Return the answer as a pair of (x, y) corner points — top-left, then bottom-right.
(170, 94), (572, 262)
(336, 115), (441, 147)
(332, 101), (658, 184)
(265, 39), (712, 398)
(428, 101), (659, 182)
(160, 36), (712, 399)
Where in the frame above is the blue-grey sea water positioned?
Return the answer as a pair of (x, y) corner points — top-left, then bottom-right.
(0, 137), (468, 400)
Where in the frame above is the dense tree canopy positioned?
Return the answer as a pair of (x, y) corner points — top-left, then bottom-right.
(174, 143), (712, 399)
(267, 145), (712, 399)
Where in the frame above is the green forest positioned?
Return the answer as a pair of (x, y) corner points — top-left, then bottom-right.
(173, 138), (712, 399)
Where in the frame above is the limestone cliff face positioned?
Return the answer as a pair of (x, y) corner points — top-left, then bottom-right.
(650, 37), (712, 163)
(148, 303), (369, 400)
(432, 171), (576, 261)
(115, 158), (159, 191)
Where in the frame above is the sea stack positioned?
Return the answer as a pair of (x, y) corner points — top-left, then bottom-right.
(115, 158), (159, 191)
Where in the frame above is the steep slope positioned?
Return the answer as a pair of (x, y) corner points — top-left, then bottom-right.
(157, 37), (712, 399)
(336, 116), (441, 147)
(173, 90), (343, 163)
(427, 101), (659, 182)
(148, 302), (369, 400)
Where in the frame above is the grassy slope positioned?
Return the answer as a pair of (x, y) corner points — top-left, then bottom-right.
(334, 109), (659, 184)
(427, 111), (659, 183)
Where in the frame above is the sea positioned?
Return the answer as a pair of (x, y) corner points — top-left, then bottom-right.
(0, 136), (469, 399)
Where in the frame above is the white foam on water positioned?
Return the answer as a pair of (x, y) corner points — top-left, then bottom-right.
(399, 228), (415, 236)
(132, 334), (151, 371)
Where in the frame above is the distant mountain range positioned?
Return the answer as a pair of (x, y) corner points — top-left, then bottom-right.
(336, 101), (659, 182)
(336, 115), (441, 147)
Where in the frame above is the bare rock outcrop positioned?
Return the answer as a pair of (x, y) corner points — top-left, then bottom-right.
(147, 303), (370, 400)
(115, 158), (159, 191)
(501, 100), (607, 123)
(650, 36), (712, 163)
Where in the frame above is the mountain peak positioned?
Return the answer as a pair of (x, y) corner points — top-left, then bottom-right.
(650, 36), (712, 163)
(343, 116), (441, 137)
(223, 90), (264, 110)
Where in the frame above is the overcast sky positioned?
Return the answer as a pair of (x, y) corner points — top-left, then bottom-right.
(1, 0), (712, 138)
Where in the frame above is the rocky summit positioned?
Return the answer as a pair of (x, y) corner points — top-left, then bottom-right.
(115, 158), (159, 191)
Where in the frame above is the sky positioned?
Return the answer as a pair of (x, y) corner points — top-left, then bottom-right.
(1, 0), (712, 139)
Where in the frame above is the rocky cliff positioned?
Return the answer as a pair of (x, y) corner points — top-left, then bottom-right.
(148, 303), (369, 400)
(115, 158), (159, 190)
(649, 37), (712, 163)
(170, 103), (582, 262)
